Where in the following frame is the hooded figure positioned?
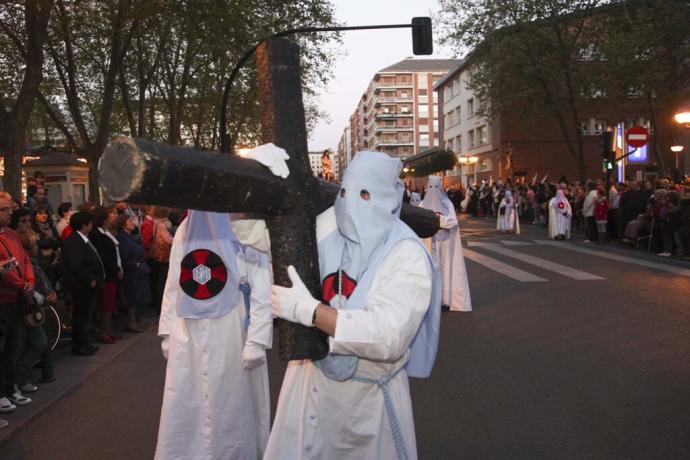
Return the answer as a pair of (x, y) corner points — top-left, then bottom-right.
(548, 187), (572, 240)
(410, 191), (421, 207)
(267, 151), (441, 460)
(156, 211), (273, 460)
(497, 189), (520, 233)
(420, 176), (472, 312)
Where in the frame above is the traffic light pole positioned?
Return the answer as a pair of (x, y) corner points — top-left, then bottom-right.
(219, 17), (433, 153)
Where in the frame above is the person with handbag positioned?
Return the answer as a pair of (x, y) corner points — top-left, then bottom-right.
(13, 227), (57, 391)
(0, 195), (36, 422)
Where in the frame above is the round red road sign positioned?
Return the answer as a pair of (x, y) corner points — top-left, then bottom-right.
(625, 126), (649, 149)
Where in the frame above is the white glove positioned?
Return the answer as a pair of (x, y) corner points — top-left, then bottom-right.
(242, 342), (267, 370)
(244, 143), (290, 178)
(271, 265), (320, 327)
(161, 337), (170, 360)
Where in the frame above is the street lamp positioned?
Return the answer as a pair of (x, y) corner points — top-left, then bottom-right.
(671, 145), (684, 171)
(457, 155), (479, 164)
(674, 101), (690, 127)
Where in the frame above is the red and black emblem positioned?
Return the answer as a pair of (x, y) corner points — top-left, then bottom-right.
(558, 202), (565, 209)
(321, 271), (357, 304)
(179, 249), (227, 300)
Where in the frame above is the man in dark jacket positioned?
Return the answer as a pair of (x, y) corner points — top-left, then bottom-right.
(61, 212), (105, 356)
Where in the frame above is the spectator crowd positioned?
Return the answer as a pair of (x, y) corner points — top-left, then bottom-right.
(0, 175), (183, 430)
(411, 176), (690, 258)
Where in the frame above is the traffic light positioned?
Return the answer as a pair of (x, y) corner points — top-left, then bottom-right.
(412, 17), (433, 55)
(601, 131), (615, 171)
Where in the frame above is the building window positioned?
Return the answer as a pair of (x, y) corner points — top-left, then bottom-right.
(419, 124), (429, 132)
(468, 129), (475, 148)
(433, 120), (438, 131)
(455, 135), (462, 153)
(445, 86), (453, 100)
(446, 139), (454, 151)
(478, 125), (488, 145)
(401, 105), (410, 113)
(467, 98), (474, 118)
(455, 107), (461, 123)
(445, 111), (454, 127)
(593, 120), (607, 135)
(419, 133), (430, 147)
(418, 104), (429, 117)
(418, 88), (427, 95)
(418, 95), (428, 104)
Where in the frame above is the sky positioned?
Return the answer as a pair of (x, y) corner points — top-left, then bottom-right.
(307, 0), (457, 152)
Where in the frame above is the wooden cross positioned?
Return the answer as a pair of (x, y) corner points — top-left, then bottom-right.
(98, 38), (439, 360)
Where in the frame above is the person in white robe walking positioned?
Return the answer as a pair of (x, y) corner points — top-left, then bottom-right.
(155, 143), (290, 460)
(421, 176), (472, 312)
(548, 186), (572, 240)
(267, 151), (441, 460)
(497, 189), (520, 234)
(155, 211), (273, 460)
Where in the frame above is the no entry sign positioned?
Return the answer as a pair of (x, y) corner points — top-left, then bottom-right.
(626, 126), (649, 149)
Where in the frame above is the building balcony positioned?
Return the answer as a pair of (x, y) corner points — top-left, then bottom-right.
(374, 139), (415, 147)
(374, 97), (413, 106)
(375, 112), (414, 119)
(374, 83), (413, 93)
(375, 125), (414, 133)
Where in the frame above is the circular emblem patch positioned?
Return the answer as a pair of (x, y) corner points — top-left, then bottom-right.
(180, 249), (227, 300)
(558, 202), (565, 209)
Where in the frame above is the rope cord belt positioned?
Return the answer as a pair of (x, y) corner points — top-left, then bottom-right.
(239, 280), (251, 331)
(351, 366), (409, 460)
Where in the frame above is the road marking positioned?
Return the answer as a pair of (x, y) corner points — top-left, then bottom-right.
(501, 241), (535, 246)
(534, 240), (690, 278)
(468, 242), (604, 280)
(463, 249), (547, 282)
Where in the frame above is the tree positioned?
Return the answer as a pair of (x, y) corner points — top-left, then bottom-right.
(38, 0), (146, 201)
(0, 0), (53, 201)
(437, 0), (607, 181)
(598, 0), (690, 175)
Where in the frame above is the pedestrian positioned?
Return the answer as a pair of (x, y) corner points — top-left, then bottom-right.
(155, 211), (273, 460)
(548, 185), (572, 240)
(594, 186), (609, 243)
(116, 214), (149, 332)
(90, 206), (122, 344)
(267, 151), (441, 460)
(421, 175), (472, 312)
(14, 228), (57, 390)
(54, 202), (73, 239)
(61, 211), (105, 356)
(0, 194), (36, 419)
(497, 189), (520, 233)
(149, 207), (173, 313)
(583, 181), (598, 242)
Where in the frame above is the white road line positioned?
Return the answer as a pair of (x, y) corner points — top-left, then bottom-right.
(535, 240), (690, 278)
(469, 242), (604, 280)
(463, 249), (547, 282)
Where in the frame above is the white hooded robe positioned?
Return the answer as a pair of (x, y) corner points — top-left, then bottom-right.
(155, 214), (273, 460)
(420, 176), (472, 312)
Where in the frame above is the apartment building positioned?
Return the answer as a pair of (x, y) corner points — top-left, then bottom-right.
(435, 59), (498, 185)
(341, 58), (460, 163)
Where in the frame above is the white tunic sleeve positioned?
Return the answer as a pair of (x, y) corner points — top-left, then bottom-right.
(439, 211), (458, 229)
(330, 240), (432, 362)
(244, 247), (273, 349)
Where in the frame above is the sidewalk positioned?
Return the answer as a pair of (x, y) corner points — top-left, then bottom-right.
(0, 317), (157, 444)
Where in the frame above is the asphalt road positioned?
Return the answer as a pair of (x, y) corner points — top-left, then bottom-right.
(2, 215), (689, 459)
